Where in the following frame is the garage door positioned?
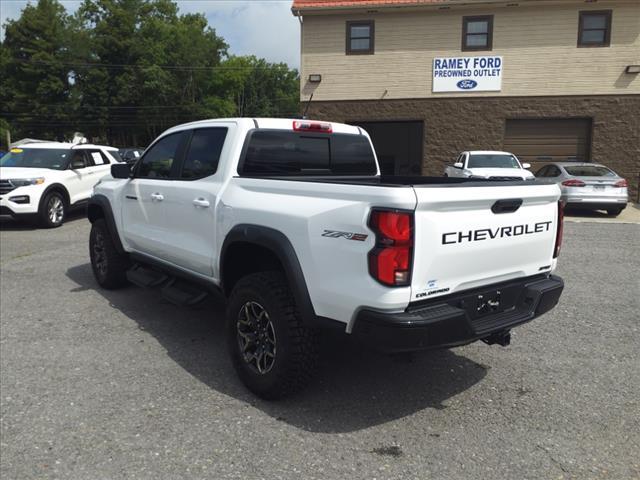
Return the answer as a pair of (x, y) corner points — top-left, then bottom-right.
(351, 121), (423, 176)
(504, 119), (591, 163)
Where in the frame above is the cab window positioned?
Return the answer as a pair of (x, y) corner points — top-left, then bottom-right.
(137, 132), (185, 179)
(180, 128), (228, 179)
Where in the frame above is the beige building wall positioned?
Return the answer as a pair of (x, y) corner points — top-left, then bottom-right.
(300, 0), (640, 100)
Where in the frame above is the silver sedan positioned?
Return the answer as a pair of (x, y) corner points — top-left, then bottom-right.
(535, 162), (628, 216)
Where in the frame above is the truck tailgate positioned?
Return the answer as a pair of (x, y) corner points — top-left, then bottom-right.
(410, 183), (561, 302)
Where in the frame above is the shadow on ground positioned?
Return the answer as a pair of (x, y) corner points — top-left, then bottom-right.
(0, 209), (86, 231)
(66, 262), (487, 434)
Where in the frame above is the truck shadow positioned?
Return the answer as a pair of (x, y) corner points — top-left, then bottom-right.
(66, 263), (488, 434)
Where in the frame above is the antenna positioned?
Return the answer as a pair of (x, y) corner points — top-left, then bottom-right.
(302, 92), (314, 119)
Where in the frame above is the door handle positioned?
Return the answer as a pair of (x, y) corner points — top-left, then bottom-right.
(150, 193), (164, 202)
(192, 198), (210, 208)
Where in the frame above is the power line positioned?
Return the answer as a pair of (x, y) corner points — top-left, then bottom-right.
(12, 58), (299, 72)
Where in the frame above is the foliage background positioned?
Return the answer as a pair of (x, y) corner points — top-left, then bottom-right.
(0, 0), (300, 148)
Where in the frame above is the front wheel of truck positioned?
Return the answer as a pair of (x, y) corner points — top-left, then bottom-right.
(226, 271), (319, 400)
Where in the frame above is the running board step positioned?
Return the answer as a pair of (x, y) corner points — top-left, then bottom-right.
(126, 264), (169, 288)
(160, 279), (209, 307)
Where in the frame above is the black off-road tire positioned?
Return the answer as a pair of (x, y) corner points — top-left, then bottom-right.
(89, 219), (130, 289)
(227, 271), (319, 400)
(39, 191), (66, 228)
(607, 208), (623, 217)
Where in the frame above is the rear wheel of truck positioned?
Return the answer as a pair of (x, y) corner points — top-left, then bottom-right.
(607, 207), (623, 217)
(227, 271), (318, 400)
(89, 219), (130, 289)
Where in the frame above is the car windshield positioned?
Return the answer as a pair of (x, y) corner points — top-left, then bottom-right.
(0, 148), (70, 170)
(467, 154), (520, 169)
(564, 165), (615, 177)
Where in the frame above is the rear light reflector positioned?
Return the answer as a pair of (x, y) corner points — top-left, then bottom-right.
(554, 201), (564, 258)
(614, 179), (628, 188)
(561, 179), (586, 187)
(292, 120), (332, 133)
(368, 209), (414, 286)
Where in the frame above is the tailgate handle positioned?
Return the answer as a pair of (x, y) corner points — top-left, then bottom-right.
(492, 199), (523, 214)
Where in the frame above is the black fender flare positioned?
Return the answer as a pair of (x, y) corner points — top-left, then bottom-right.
(221, 224), (326, 328)
(87, 194), (125, 254)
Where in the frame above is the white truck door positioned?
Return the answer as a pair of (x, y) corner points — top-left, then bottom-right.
(120, 131), (188, 258)
(159, 126), (231, 277)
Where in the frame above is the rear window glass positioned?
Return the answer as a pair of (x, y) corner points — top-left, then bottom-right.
(240, 131), (377, 176)
(564, 165), (615, 177)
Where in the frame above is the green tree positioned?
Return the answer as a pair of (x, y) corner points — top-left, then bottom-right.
(1, 0), (73, 140)
(1, 0), (301, 146)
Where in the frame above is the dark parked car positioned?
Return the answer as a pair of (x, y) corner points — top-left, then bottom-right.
(118, 147), (144, 164)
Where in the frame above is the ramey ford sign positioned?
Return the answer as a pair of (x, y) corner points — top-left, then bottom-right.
(432, 56), (503, 93)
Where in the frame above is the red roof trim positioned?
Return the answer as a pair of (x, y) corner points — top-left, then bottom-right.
(293, 0), (450, 9)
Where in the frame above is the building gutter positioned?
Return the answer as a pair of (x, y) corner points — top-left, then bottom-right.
(292, 0), (590, 16)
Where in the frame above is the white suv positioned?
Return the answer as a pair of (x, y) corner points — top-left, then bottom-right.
(0, 142), (122, 227)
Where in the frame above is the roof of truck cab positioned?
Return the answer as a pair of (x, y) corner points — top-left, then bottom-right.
(164, 117), (363, 135)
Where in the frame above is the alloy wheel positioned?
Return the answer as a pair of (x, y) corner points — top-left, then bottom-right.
(92, 232), (107, 277)
(48, 197), (64, 225)
(236, 301), (277, 374)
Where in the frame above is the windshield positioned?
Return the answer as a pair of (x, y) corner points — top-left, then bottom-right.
(467, 154), (520, 169)
(564, 165), (615, 177)
(0, 148), (70, 170)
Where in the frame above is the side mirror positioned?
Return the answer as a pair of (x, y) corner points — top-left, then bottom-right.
(454, 162), (463, 169)
(522, 163), (531, 169)
(111, 162), (132, 179)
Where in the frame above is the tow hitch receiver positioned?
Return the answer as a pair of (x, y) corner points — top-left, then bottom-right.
(482, 330), (511, 347)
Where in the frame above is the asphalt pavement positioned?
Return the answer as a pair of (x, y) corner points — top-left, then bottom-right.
(1, 212), (638, 480)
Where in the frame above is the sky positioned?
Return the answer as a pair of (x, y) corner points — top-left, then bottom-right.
(0, 0), (301, 68)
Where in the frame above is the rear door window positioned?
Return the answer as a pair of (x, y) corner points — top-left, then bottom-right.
(180, 128), (228, 179)
(240, 131), (376, 176)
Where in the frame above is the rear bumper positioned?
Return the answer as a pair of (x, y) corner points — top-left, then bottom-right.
(564, 199), (627, 210)
(352, 274), (564, 353)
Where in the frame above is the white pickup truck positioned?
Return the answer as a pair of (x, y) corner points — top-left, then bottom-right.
(88, 118), (564, 399)
(444, 150), (535, 181)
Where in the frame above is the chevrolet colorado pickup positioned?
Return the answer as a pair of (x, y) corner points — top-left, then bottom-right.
(88, 118), (564, 399)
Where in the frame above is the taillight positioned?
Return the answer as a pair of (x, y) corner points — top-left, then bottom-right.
(368, 209), (414, 286)
(561, 179), (586, 187)
(554, 201), (564, 259)
(614, 179), (628, 188)
(292, 120), (332, 133)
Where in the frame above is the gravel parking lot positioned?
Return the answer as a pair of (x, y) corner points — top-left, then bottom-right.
(1, 213), (639, 480)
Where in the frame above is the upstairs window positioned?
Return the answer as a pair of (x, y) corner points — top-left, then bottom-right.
(578, 11), (612, 47)
(346, 21), (374, 55)
(462, 15), (493, 51)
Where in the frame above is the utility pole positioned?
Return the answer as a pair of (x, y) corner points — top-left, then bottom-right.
(6, 129), (10, 149)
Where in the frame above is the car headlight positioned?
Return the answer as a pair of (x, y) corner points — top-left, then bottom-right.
(9, 177), (45, 186)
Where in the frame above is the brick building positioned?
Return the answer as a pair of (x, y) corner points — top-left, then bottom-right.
(292, 0), (640, 197)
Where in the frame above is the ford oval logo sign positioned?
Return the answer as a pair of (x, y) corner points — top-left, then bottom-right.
(457, 79), (478, 90)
